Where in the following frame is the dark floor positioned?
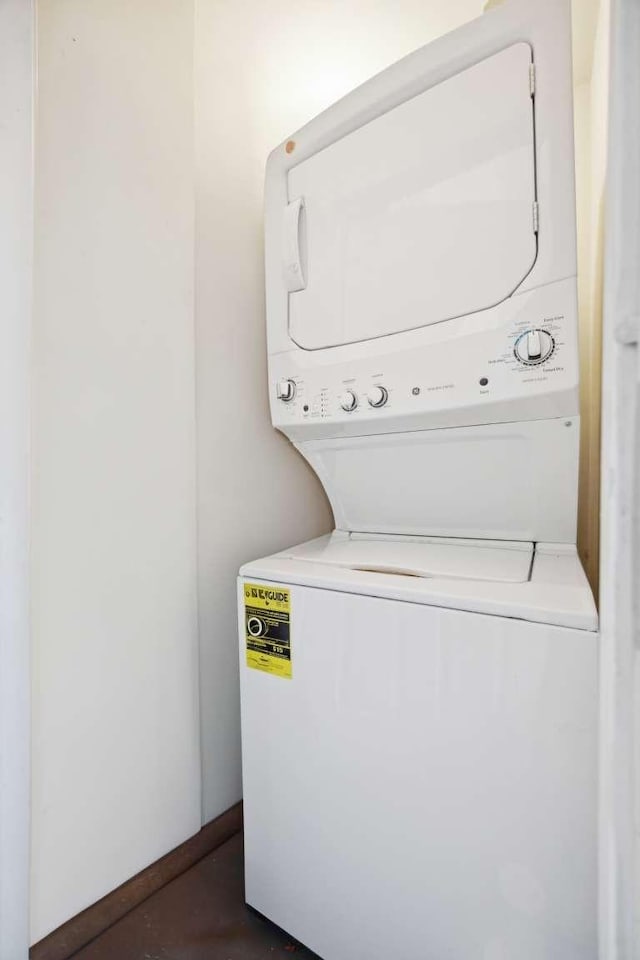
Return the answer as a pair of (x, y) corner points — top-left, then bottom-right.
(69, 833), (319, 960)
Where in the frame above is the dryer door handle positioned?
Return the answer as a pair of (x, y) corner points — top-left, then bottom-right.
(283, 197), (307, 293)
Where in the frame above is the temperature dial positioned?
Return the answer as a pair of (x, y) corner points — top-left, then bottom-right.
(367, 385), (388, 408)
(514, 329), (555, 365)
(276, 378), (296, 402)
(339, 390), (358, 412)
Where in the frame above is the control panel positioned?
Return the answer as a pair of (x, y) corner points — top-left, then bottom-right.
(269, 279), (579, 440)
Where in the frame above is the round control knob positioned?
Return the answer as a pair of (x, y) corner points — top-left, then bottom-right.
(514, 329), (555, 365)
(276, 378), (296, 402)
(339, 390), (358, 412)
(367, 385), (388, 408)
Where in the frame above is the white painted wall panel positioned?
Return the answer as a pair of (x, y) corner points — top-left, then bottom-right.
(597, 0), (640, 953)
(31, 0), (200, 942)
(0, 2), (34, 957)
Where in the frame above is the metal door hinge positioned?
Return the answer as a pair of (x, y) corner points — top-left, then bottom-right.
(532, 201), (539, 233)
(529, 63), (536, 97)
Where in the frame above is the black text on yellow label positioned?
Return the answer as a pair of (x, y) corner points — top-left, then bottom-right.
(244, 582), (291, 679)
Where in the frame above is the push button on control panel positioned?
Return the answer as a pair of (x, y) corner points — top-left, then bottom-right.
(276, 378), (296, 402)
(367, 385), (388, 408)
(514, 329), (555, 365)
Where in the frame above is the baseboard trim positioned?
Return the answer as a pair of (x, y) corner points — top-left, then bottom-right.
(30, 801), (243, 960)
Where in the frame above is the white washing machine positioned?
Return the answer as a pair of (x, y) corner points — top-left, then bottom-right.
(238, 0), (599, 957)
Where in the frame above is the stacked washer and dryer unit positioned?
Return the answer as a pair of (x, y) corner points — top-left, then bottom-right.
(238, 0), (598, 957)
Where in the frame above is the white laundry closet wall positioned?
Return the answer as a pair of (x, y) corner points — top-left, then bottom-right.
(31, 0), (201, 942)
(0, 2), (33, 955)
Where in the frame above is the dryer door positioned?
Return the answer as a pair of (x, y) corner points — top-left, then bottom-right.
(287, 42), (537, 351)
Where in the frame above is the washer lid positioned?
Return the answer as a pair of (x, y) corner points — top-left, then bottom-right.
(287, 42), (537, 351)
(240, 537), (598, 632)
(284, 532), (533, 583)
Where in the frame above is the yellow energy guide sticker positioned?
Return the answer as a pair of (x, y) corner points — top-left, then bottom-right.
(244, 582), (291, 679)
